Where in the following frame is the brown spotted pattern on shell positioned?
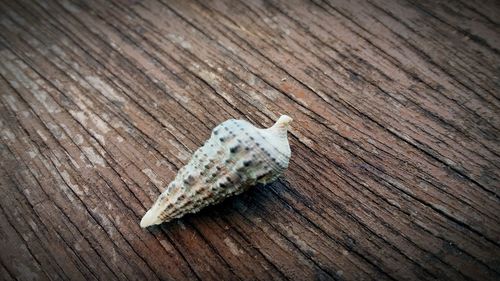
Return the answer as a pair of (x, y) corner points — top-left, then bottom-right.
(140, 115), (293, 227)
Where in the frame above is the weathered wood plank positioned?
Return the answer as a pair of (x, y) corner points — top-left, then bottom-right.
(1, 0), (499, 280)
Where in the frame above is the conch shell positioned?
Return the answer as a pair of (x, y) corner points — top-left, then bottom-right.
(140, 115), (293, 227)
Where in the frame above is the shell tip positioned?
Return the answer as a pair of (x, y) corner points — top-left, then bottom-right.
(272, 115), (293, 130)
(140, 209), (161, 228)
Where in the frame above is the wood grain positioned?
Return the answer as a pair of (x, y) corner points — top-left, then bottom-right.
(0, 0), (499, 280)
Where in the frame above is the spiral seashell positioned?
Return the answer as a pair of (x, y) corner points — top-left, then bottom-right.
(140, 115), (293, 228)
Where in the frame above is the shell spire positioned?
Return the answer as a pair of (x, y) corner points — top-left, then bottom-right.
(140, 115), (293, 228)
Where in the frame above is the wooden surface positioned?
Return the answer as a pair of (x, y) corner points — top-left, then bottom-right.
(0, 0), (499, 280)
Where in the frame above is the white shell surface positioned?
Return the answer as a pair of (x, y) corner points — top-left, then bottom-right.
(140, 115), (293, 228)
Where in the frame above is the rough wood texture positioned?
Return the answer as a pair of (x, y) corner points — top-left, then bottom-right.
(0, 0), (499, 280)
